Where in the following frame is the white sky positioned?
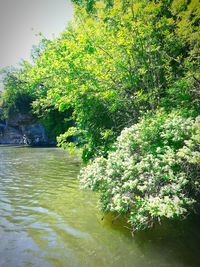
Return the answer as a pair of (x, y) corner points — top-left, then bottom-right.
(0, 0), (73, 69)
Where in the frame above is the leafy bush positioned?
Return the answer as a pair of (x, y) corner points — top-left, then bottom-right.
(79, 111), (200, 232)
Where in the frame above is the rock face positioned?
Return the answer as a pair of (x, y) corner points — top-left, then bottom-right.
(0, 113), (49, 145)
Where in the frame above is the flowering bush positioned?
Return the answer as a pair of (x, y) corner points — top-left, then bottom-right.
(79, 111), (200, 232)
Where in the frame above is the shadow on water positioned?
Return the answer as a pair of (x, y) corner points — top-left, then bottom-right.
(102, 213), (200, 267)
(0, 144), (56, 148)
(135, 215), (200, 267)
(0, 144), (30, 148)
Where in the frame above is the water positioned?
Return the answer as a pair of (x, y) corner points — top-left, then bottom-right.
(0, 146), (200, 267)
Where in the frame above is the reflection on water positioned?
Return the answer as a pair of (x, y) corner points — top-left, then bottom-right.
(0, 146), (200, 267)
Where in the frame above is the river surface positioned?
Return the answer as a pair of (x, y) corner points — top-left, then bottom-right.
(0, 146), (200, 267)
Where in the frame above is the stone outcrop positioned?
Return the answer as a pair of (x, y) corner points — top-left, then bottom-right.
(0, 113), (50, 145)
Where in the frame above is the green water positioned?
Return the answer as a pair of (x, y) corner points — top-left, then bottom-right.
(0, 146), (200, 267)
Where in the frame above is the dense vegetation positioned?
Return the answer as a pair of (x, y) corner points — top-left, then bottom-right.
(1, 0), (199, 232)
(80, 111), (200, 232)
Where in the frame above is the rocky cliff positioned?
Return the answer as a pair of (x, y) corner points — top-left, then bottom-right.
(0, 113), (50, 145)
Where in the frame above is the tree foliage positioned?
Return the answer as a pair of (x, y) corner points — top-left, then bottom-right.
(5, 0), (197, 161)
(0, 64), (36, 117)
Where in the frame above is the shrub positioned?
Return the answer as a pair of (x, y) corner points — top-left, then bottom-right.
(79, 111), (200, 232)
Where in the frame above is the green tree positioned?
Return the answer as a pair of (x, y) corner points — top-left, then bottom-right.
(30, 0), (199, 160)
(0, 64), (36, 117)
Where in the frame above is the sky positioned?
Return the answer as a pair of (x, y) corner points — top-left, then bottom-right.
(0, 0), (73, 76)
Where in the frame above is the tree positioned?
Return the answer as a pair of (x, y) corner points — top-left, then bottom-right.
(29, 0), (199, 160)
